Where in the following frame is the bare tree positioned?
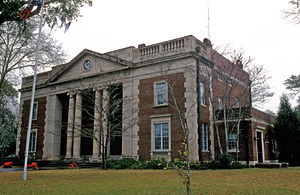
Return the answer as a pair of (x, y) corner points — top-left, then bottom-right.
(284, 0), (300, 24)
(0, 20), (66, 88)
(200, 46), (273, 160)
(155, 62), (195, 195)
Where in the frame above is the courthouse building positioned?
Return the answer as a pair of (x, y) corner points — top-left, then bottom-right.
(16, 35), (276, 165)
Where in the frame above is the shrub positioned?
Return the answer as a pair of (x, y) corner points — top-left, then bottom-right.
(207, 159), (220, 170)
(167, 160), (187, 169)
(2, 161), (13, 168)
(106, 156), (245, 170)
(190, 162), (208, 170)
(230, 161), (245, 169)
(217, 153), (233, 169)
(107, 158), (138, 169)
(139, 159), (167, 169)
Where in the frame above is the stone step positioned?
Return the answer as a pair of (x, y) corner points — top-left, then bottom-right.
(255, 162), (289, 168)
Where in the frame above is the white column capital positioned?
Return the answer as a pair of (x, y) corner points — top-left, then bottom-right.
(67, 92), (75, 97)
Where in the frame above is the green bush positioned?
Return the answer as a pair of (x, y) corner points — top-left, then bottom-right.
(230, 161), (246, 169)
(107, 158), (138, 169)
(139, 159), (167, 169)
(190, 162), (209, 170)
(167, 160), (187, 169)
(207, 159), (220, 169)
(106, 156), (246, 170)
(217, 153), (233, 169)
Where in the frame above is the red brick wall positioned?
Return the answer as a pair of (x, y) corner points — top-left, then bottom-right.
(138, 72), (186, 160)
(251, 108), (276, 123)
(19, 97), (46, 159)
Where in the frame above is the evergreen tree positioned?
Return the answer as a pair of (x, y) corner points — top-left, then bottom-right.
(0, 80), (18, 158)
(274, 94), (300, 165)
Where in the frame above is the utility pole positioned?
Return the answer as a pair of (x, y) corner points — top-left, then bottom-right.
(207, 0), (211, 40)
(22, 0), (44, 181)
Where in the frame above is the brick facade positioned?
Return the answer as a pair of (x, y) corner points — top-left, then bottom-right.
(138, 72), (186, 160)
(19, 97), (46, 159)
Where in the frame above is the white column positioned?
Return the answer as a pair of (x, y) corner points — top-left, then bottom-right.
(65, 93), (75, 159)
(73, 91), (82, 159)
(92, 89), (101, 160)
(43, 95), (62, 160)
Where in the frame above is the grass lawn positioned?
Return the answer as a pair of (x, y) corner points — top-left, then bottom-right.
(0, 168), (299, 194)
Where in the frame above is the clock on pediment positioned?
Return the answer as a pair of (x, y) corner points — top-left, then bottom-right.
(82, 59), (92, 71)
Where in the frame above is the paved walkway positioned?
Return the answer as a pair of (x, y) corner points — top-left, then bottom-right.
(0, 168), (23, 172)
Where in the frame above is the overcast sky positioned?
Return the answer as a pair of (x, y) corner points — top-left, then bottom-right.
(53, 0), (300, 112)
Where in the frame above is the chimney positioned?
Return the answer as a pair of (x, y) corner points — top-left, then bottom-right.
(138, 43), (146, 48)
(203, 38), (212, 48)
(236, 59), (243, 69)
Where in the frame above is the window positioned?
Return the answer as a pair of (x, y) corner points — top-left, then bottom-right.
(200, 123), (208, 151)
(271, 139), (277, 153)
(228, 132), (238, 151)
(217, 72), (222, 81)
(154, 81), (167, 106)
(32, 102), (38, 120)
(154, 122), (169, 150)
(29, 130), (37, 152)
(235, 97), (240, 107)
(200, 82), (205, 105)
(227, 79), (232, 87)
(218, 98), (223, 110)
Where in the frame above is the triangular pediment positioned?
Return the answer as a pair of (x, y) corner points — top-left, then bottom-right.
(49, 49), (132, 84)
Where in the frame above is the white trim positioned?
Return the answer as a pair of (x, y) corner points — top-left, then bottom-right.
(150, 114), (172, 118)
(215, 117), (273, 126)
(153, 80), (168, 106)
(150, 116), (171, 160)
(256, 126), (265, 130)
(239, 161), (257, 166)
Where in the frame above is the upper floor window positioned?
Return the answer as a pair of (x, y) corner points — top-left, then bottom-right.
(216, 72), (222, 81)
(235, 97), (240, 108)
(227, 79), (233, 87)
(200, 82), (205, 105)
(228, 132), (238, 151)
(200, 123), (208, 151)
(32, 102), (38, 120)
(218, 98), (223, 110)
(154, 81), (168, 106)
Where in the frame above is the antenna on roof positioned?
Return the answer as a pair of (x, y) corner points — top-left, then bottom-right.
(207, 0), (211, 40)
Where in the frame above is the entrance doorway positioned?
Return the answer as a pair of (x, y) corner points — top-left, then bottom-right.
(256, 131), (264, 163)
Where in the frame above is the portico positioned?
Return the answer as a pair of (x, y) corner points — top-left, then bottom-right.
(64, 87), (111, 160)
